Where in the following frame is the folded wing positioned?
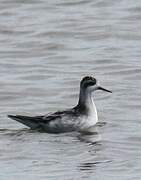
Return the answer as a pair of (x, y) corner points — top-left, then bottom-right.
(7, 114), (61, 130)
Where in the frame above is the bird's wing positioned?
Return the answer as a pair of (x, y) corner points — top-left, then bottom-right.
(7, 112), (63, 129)
(8, 108), (76, 130)
(42, 108), (77, 121)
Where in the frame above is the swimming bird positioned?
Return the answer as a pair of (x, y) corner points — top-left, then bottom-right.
(8, 76), (112, 134)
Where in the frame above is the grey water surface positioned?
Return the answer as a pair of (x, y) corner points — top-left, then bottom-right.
(0, 0), (141, 179)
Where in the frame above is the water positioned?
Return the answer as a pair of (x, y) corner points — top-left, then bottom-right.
(0, 0), (141, 179)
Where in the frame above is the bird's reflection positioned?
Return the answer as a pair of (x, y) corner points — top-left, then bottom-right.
(78, 160), (111, 171)
(77, 122), (111, 172)
(78, 130), (101, 145)
(79, 162), (100, 171)
(77, 121), (106, 144)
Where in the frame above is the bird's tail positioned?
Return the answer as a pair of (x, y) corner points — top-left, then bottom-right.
(8, 115), (40, 129)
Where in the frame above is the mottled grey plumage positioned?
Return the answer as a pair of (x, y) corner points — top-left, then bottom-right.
(8, 76), (112, 134)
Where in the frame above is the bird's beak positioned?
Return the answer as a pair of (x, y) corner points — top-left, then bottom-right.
(98, 86), (112, 93)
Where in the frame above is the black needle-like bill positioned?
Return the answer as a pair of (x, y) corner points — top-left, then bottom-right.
(98, 86), (112, 93)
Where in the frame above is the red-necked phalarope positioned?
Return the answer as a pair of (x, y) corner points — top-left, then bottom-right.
(8, 76), (112, 134)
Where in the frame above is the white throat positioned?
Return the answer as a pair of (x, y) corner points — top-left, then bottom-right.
(78, 88), (98, 123)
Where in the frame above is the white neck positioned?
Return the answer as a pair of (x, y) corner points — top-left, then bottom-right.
(78, 88), (98, 120)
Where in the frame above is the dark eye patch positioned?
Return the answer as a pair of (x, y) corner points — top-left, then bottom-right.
(83, 80), (96, 88)
(80, 76), (97, 88)
(82, 76), (93, 82)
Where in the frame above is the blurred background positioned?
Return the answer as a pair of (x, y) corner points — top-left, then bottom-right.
(0, 0), (141, 179)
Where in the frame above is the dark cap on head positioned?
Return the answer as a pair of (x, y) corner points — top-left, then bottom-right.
(80, 76), (112, 93)
(81, 76), (97, 88)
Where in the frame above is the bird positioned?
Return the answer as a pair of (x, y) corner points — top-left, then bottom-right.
(8, 76), (112, 134)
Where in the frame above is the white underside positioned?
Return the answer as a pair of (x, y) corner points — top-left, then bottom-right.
(78, 102), (98, 132)
(45, 99), (98, 133)
(44, 91), (99, 133)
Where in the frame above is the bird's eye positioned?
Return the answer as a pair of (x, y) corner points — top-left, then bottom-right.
(83, 80), (96, 88)
(81, 76), (97, 88)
